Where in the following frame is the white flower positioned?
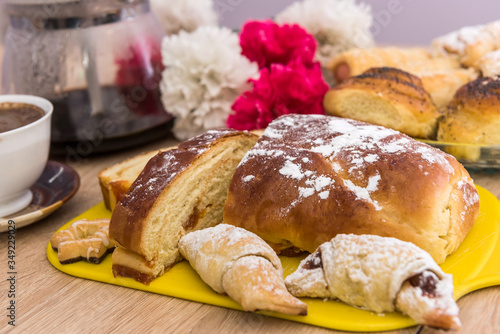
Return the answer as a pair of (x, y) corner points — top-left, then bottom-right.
(276, 0), (375, 65)
(150, 0), (218, 35)
(160, 26), (259, 141)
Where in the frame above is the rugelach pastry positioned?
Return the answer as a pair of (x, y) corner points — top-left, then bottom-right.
(285, 234), (461, 330)
(50, 219), (116, 264)
(476, 49), (500, 77)
(109, 129), (259, 284)
(323, 67), (441, 139)
(179, 224), (308, 315)
(433, 20), (500, 67)
(223, 114), (480, 264)
(438, 76), (500, 145)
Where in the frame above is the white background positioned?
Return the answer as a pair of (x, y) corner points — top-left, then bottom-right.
(1, 0), (500, 83)
(1, 0), (500, 45)
(216, 0), (500, 45)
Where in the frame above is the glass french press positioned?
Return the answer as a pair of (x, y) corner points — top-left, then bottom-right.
(1, 0), (173, 155)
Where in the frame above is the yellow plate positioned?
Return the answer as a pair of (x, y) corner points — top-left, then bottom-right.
(47, 186), (500, 332)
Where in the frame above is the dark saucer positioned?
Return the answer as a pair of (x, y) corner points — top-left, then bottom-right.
(0, 160), (80, 232)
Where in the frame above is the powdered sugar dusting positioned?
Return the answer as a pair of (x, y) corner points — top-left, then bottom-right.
(280, 160), (305, 180)
(238, 114), (456, 212)
(318, 191), (330, 199)
(343, 173), (382, 210)
(285, 234), (452, 315)
(479, 49), (500, 76)
(243, 175), (255, 182)
(457, 177), (480, 220)
(298, 187), (315, 198)
(434, 25), (485, 54)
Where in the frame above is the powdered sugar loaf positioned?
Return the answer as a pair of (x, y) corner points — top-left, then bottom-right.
(224, 114), (479, 263)
(238, 114), (455, 211)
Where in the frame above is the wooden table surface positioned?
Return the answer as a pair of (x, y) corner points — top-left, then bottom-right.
(1, 135), (500, 334)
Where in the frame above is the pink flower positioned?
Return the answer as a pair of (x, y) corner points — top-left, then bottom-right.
(114, 38), (165, 116)
(227, 61), (328, 131)
(239, 20), (317, 69)
(115, 38), (163, 87)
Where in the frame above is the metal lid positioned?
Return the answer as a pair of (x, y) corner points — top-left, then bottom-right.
(3, 0), (150, 29)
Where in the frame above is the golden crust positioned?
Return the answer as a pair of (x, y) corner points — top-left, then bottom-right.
(98, 149), (173, 211)
(323, 67), (441, 139)
(223, 114), (480, 264)
(437, 77), (500, 144)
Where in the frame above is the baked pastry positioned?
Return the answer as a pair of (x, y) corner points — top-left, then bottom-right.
(476, 49), (500, 77)
(323, 67), (441, 139)
(98, 131), (264, 211)
(285, 234), (461, 330)
(326, 46), (475, 110)
(50, 219), (116, 264)
(419, 68), (478, 110)
(433, 20), (500, 67)
(223, 114), (480, 264)
(178, 224), (308, 315)
(437, 76), (500, 146)
(327, 47), (461, 83)
(98, 147), (174, 211)
(109, 129), (259, 284)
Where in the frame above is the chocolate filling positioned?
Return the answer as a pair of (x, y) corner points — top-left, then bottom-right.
(302, 250), (323, 270)
(408, 271), (438, 298)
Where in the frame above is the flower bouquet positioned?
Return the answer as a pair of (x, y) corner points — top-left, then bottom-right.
(158, 0), (374, 140)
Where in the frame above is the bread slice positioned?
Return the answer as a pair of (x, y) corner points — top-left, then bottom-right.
(109, 130), (259, 284)
(98, 148), (173, 211)
(323, 67), (441, 139)
(98, 130), (265, 211)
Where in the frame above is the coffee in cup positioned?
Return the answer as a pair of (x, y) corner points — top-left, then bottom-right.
(0, 102), (45, 133)
(0, 95), (53, 217)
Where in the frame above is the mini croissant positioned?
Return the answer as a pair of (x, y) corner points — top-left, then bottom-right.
(285, 234), (460, 330)
(178, 224), (308, 315)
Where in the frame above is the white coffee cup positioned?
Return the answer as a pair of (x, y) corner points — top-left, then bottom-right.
(0, 95), (53, 217)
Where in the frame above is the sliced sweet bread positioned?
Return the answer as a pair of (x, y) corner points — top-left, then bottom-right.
(109, 129), (259, 284)
(323, 67), (441, 139)
(98, 147), (175, 211)
(98, 131), (264, 211)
